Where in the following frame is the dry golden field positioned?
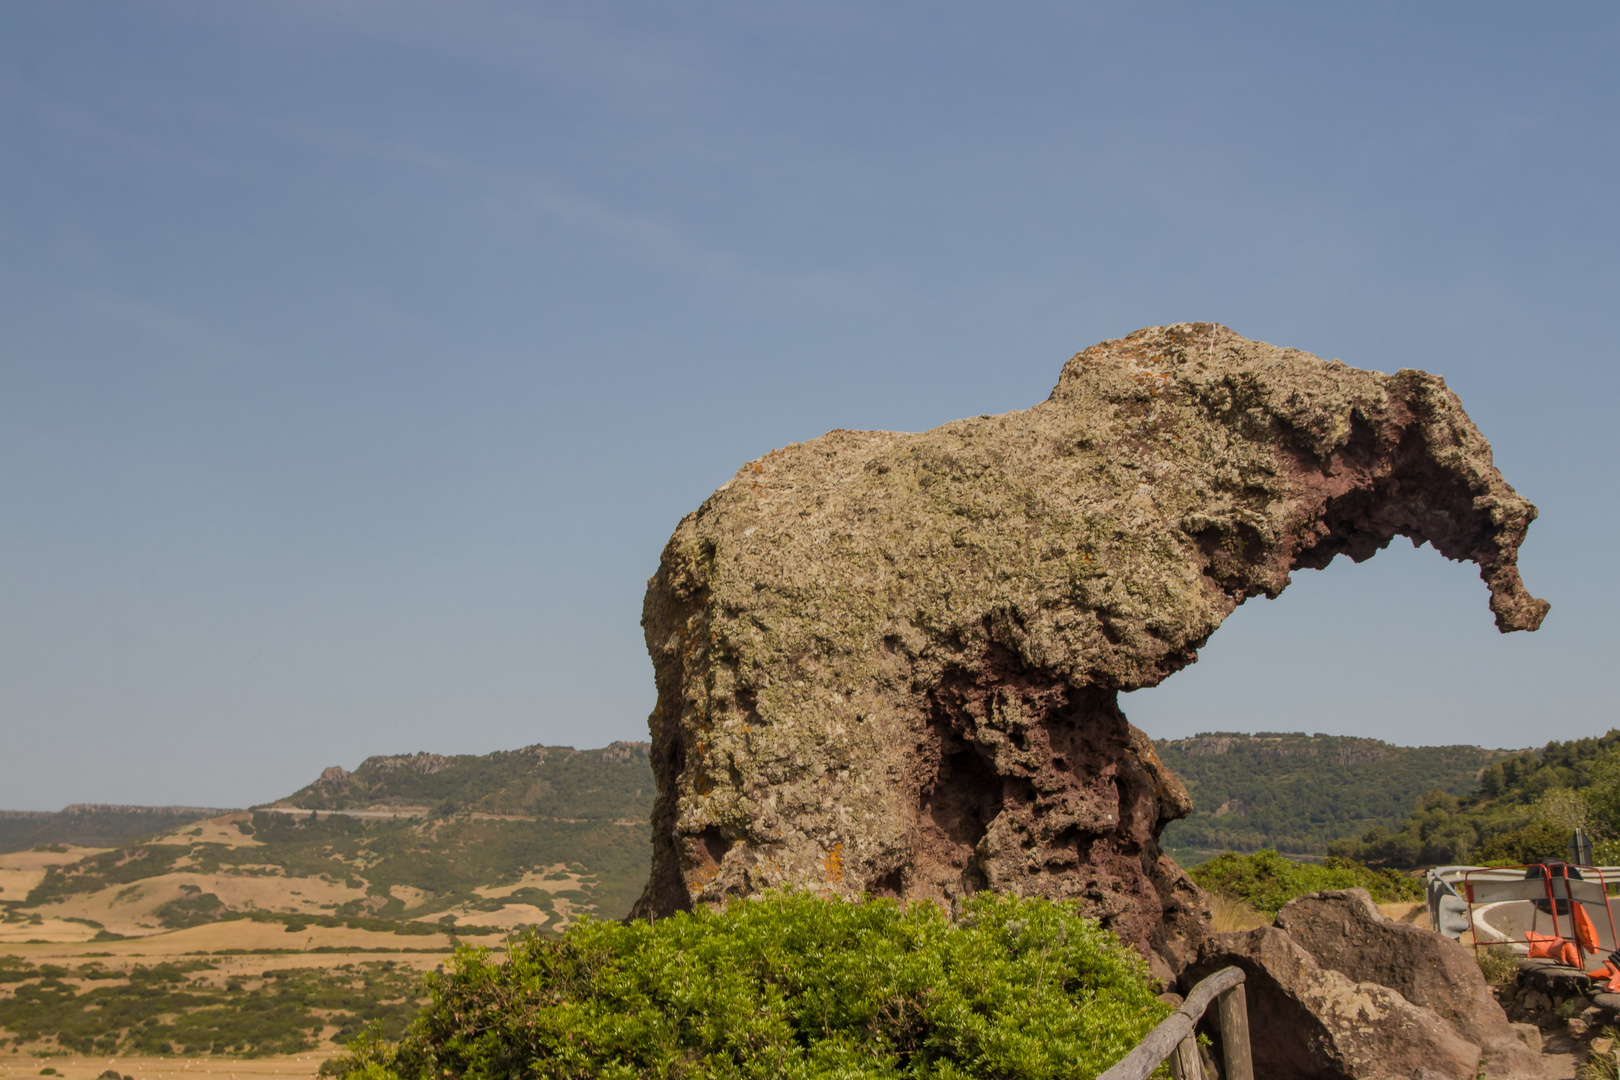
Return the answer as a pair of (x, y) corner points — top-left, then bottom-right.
(0, 1053), (328, 1080)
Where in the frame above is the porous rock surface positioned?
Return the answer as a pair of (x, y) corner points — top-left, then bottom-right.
(1183, 926), (1483, 1080)
(631, 323), (1547, 975)
(1276, 889), (1545, 1077)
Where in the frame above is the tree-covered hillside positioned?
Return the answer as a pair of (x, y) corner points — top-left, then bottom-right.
(276, 742), (650, 820)
(1328, 730), (1620, 867)
(1156, 732), (1513, 859)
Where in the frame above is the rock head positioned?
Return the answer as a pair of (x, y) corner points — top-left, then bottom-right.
(631, 323), (1547, 975)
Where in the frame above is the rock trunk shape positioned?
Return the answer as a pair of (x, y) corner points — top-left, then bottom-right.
(1276, 889), (1545, 1077)
(632, 323), (1547, 975)
(1184, 927), (1483, 1080)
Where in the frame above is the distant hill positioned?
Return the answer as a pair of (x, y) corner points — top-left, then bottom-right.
(1156, 732), (1514, 862)
(1, 742), (654, 945)
(1327, 730), (1620, 867)
(7, 730), (1540, 944)
(0, 804), (235, 853)
(274, 741), (649, 819)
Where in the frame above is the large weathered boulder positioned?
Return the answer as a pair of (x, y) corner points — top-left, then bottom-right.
(632, 323), (1547, 976)
(1277, 888), (1545, 1077)
(1184, 926), (1482, 1080)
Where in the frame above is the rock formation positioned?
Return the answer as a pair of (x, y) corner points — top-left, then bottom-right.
(1183, 924), (1485, 1080)
(1275, 889), (1544, 1077)
(1185, 890), (1549, 1079)
(631, 323), (1547, 977)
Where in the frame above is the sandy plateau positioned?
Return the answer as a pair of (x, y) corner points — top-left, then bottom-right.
(36, 874), (372, 939)
(144, 815), (263, 848)
(473, 867), (591, 898)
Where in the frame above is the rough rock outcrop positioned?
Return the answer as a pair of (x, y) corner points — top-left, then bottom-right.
(1184, 926), (1482, 1080)
(1277, 889), (1545, 1076)
(632, 323), (1547, 975)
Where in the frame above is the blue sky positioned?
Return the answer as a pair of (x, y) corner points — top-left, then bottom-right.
(2, 2), (1616, 809)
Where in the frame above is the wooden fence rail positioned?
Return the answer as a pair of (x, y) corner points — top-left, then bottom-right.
(1097, 966), (1252, 1080)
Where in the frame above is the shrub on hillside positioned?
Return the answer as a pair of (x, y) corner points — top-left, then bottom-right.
(321, 890), (1170, 1080)
(1190, 850), (1421, 916)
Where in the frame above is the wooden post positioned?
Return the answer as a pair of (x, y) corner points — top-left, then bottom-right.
(1098, 967), (1247, 1080)
(1217, 982), (1254, 1080)
(1169, 1034), (1206, 1080)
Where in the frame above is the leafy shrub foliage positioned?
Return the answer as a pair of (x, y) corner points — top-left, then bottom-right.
(324, 890), (1170, 1080)
(1189, 850), (1421, 916)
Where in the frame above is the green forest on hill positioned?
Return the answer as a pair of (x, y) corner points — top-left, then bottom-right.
(1158, 729), (1620, 869)
(278, 742), (651, 820)
(1155, 733), (1511, 859)
(1328, 730), (1620, 867)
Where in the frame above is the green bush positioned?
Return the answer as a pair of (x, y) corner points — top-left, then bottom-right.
(1472, 822), (1571, 866)
(154, 890), (228, 929)
(323, 890), (1170, 1080)
(1189, 850), (1422, 916)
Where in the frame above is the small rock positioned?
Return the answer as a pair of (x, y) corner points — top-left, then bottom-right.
(1568, 1016), (1590, 1036)
(1592, 1036), (1614, 1056)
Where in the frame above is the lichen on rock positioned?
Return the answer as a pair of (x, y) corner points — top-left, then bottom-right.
(631, 322), (1547, 976)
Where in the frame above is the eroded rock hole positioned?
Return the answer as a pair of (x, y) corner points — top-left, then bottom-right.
(920, 721), (1005, 885)
(868, 868), (904, 898)
(696, 826), (731, 868)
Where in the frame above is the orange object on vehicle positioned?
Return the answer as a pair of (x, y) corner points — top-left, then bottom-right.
(1525, 930), (1582, 968)
(1573, 903), (1601, 952)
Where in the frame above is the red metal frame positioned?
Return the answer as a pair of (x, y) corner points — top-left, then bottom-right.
(1460, 863), (1619, 967)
